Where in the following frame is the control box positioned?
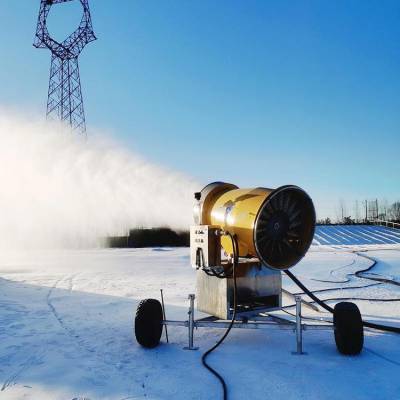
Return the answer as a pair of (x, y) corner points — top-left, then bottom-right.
(190, 225), (221, 269)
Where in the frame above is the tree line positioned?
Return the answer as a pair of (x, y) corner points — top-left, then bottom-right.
(317, 200), (400, 225)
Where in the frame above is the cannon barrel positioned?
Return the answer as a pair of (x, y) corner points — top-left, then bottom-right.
(194, 182), (315, 270)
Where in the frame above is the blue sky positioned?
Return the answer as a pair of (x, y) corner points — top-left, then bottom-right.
(0, 1), (399, 219)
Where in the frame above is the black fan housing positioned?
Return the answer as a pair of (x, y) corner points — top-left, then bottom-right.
(254, 185), (315, 270)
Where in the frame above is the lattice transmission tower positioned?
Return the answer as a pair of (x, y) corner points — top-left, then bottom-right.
(34, 0), (96, 135)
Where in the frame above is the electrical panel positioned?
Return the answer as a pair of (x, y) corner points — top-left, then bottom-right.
(190, 225), (221, 269)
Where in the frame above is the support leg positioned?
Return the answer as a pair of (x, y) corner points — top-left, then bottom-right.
(160, 289), (169, 343)
(184, 294), (198, 350)
(292, 295), (306, 355)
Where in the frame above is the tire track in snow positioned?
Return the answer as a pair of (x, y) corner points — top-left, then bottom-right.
(364, 347), (400, 367)
(1, 353), (44, 392)
(46, 276), (72, 335)
(46, 275), (97, 354)
(45, 274), (140, 398)
(0, 292), (45, 391)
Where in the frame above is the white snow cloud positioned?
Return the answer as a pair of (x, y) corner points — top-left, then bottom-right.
(0, 108), (199, 249)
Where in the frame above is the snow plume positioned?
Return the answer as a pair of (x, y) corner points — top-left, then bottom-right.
(0, 109), (199, 249)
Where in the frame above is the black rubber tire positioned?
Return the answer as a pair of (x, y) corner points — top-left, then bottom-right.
(333, 302), (364, 355)
(135, 299), (163, 348)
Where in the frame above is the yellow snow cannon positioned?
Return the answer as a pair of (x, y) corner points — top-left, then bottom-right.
(135, 181), (364, 360)
(193, 182), (315, 271)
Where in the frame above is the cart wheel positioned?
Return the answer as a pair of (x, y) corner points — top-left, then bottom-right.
(135, 299), (163, 348)
(333, 302), (363, 355)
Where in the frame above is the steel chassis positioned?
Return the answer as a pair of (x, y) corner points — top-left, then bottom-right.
(161, 293), (334, 355)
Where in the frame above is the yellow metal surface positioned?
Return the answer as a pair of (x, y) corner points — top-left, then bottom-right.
(202, 187), (273, 257)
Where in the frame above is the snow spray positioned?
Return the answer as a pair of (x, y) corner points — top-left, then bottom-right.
(0, 108), (198, 249)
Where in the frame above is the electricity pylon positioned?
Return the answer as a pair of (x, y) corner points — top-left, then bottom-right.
(34, 0), (96, 135)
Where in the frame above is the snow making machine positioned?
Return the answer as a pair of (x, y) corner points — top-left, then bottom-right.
(134, 182), (364, 356)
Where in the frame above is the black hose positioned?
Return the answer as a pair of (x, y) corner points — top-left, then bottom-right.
(196, 246), (234, 279)
(363, 320), (400, 333)
(201, 233), (238, 400)
(285, 270), (400, 334)
(285, 270), (334, 313)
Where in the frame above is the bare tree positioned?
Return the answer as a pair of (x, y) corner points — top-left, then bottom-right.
(379, 199), (389, 220)
(338, 199), (347, 223)
(390, 202), (400, 221)
(354, 200), (360, 223)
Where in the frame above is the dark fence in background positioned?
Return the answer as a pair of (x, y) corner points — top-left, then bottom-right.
(107, 228), (190, 248)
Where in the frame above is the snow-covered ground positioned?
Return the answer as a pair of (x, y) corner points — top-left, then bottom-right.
(313, 224), (400, 246)
(1, 226), (400, 399)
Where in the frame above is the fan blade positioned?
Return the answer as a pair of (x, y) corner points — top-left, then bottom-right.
(287, 230), (300, 239)
(284, 238), (302, 257)
(257, 233), (270, 245)
(287, 198), (298, 215)
(277, 241), (283, 257)
(266, 202), (275, 214)
(278, 194), (284, 210)
(289, 220), (302, 229)
(289, 208), (302, 222)
(283, 194), (291, 213)
(270, 239), (276, 256)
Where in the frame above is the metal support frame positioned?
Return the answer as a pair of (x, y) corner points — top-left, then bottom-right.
(163, 294), (333, 354)
(292, 295), (306, 355)
(183, 294), (198, 350)
(160, 289), (169, 343)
